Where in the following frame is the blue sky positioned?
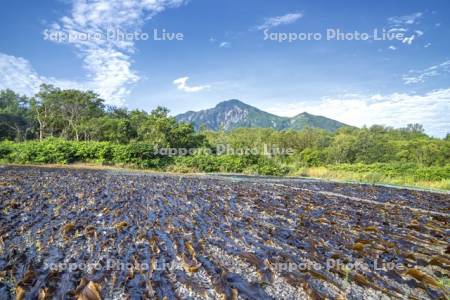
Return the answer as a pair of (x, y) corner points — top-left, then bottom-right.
(0, 0), (449, 136)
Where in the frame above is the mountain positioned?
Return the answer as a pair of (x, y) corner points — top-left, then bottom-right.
(288, 112), (347, 131)
(176, 99), (349, 132)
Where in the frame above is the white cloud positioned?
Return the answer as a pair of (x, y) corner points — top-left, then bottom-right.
(219, 42), (231, 48)
(0, 52), (83, 95)
(173, 77), (210, 93)
(388, 12), (423, 26)
(388, 45), (396, 51)
(264, 89), (450, 137)
(403, 60), (450, 84)
(0, 53), (43, 95)
(256, 12), (303, 31)
(40, 0), (187, 105)
(387, 12), (425, 46)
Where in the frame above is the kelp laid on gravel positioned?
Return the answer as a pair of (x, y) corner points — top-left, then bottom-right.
(0, 166), (449, 299)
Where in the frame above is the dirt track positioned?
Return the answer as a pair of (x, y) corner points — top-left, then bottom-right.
(0, 166), (449, 299)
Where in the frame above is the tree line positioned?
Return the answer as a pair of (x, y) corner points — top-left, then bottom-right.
(0, 85), (203, 146)
(1, 85), (449, 173)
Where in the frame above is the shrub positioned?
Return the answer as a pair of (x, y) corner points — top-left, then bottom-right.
(112, 142), (173, 168)
(298, 148), (326, 167)
(0, 141), (14, 160)
(74, 142), (114, 163)
(0, 139), (77, 164)
(328, 163), (450, 181)
(174, 154), (288, 176)
(174, 154), (220, 173)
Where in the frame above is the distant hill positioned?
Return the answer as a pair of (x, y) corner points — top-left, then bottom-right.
(176, 99), (349, 131)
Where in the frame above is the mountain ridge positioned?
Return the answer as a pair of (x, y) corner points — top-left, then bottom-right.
(176, 99), (350, 131)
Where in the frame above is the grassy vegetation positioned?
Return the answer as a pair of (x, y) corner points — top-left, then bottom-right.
(293, 164), (450, 191)
(0, 139), (289, 176)
(1, 139), (449, 190)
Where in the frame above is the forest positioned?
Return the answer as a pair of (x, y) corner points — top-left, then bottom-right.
(1, 85), (449, 189)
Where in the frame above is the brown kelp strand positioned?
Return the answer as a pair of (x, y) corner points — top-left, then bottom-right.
(0, 165), (449, 299)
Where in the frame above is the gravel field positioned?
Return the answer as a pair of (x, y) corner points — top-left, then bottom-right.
(0, 166), (449, 299)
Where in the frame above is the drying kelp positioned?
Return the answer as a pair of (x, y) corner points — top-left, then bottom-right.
(0, 166), (449, 299)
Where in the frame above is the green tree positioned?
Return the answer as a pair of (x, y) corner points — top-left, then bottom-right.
(56, 89), (104, 140)
(33, 85), (104, 140)
(352, 129), (395, 163)
(137, 106), (204, 149)
(327, 133), (357, 164)
(0, 89), (34, 141)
